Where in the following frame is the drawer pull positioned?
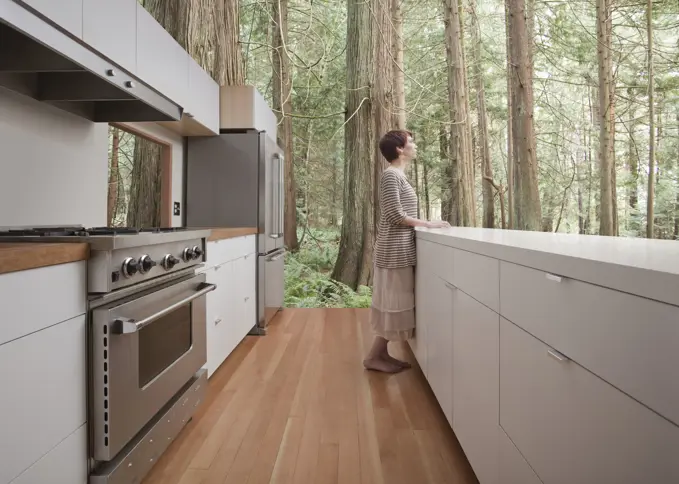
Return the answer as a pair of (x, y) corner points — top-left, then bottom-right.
(547, 348), (569, 362)
(215, 318), (222, 325)
(545, 273), (563, 283)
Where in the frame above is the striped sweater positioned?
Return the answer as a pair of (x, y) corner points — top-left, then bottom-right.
(374, 167), (418, 269)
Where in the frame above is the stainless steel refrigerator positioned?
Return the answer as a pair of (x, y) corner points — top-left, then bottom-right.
(186, 130), (285, 334)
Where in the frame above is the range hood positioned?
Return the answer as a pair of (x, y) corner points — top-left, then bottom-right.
(0, 0), (181, 123)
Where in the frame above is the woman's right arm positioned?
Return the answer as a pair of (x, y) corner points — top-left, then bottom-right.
(380, 171), (449, 229)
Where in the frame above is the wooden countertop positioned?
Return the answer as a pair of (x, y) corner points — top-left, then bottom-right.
(206, 227), (258, 242)
(0, 242), (89, 275)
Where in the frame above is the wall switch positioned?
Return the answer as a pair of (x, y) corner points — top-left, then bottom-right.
(173, 202), (181, 216)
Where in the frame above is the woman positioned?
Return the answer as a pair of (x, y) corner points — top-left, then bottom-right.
(364, 130), (450, 373)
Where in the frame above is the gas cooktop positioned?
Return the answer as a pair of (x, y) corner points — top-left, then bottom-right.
(0, 225), (212, 251)
(0, 226), (190, 237)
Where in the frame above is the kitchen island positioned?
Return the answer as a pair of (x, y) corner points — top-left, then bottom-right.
(413, 227), (679, 484)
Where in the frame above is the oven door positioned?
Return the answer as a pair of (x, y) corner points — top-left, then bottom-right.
(90, 273), (214, 462)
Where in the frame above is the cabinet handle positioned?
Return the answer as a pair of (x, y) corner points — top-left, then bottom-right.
(244, 296), (249, 302)
(547, 348), (569, 362)
(545, 273), (562, 283)
(215, 318), (222, 325)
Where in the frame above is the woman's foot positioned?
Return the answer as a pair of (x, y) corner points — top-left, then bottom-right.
(381, 353), (412, 369)
(363, 357), (403, 373)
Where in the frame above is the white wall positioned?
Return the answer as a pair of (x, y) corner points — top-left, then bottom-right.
(0, 89), (108, 228)
(119, 122), (184, 227)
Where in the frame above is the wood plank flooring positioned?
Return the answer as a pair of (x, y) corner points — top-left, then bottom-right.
(142, 308), (478, 484)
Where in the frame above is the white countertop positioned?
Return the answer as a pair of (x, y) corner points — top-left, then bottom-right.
(416, 227), (679, 307)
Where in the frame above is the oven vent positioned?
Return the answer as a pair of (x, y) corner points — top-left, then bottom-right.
(103, 325), (109, 448)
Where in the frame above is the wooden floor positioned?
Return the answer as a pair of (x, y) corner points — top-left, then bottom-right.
(143, 308), (478, 484)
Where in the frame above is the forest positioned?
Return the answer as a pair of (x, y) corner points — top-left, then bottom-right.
(108, 0), (679, 308)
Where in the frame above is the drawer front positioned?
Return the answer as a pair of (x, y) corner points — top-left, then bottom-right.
(500, 317), (679, 484)
(0, 261), (86, 346)
(207, 235), (256, 268)
(453, 248), (499, 312)
(11, 424), (87, 484)
(500, 260), (679, 426)
(498, 428), (541, 484)
(416, 238), (453, 284)
(0, 315), (86, 483)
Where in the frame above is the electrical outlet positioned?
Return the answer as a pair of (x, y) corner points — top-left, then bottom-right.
(173, 202), (181, 216)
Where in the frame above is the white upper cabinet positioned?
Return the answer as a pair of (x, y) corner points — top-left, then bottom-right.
(136, 3), (189, 107)
(23, 0), (83, 38)
(187, 58), (219, 134)
(83, 0), (137, 73)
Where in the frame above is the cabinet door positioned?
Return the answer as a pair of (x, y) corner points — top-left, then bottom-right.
(83, 0), (137, 73)
(0, 316), (86, 483)
(136, 3), (189, 106)
(187, 59), (219, 134)
(452, 289), (500, 484)
(239, 253), (257, 336)
(23, 0), (83, 38)
(426, 276), (454, 425)
(413, 258), (431, 373)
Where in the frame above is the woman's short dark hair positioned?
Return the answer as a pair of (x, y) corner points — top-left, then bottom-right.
(379, 130), (412, 162)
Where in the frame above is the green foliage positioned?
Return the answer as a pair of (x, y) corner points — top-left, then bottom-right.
(284, 228), (372, 308)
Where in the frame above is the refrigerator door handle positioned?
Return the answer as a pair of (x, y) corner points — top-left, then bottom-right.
(271, 153), (282, 238)
(278, 152), (285, 238)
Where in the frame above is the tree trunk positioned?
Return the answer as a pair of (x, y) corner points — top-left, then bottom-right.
(423, 158), (431, 220)
(646, 0), (655, 239)
(214, 0), (245, 85)
(332, 0), (374, 290)
(271, 0), (299, 251)
(596, 0), (615, 236)
(392, 0), (406, 130)
(471, 2), (494, 228)
(508, 0), (541, 231)
(372, 0), (393, 240)
(504, 0), (514, 230)
(127, 139), (162, 228)
(439, 125), (453, 222)
(443, 0), (473, 226)
(107, 127), (120, 226)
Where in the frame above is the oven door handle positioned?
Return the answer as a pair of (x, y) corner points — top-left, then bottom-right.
(113, 282), (217, 334)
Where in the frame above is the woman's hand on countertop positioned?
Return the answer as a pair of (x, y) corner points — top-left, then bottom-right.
(424, 220), (451, 229)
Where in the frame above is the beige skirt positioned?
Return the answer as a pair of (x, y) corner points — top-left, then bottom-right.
(370, 265), (415, 341)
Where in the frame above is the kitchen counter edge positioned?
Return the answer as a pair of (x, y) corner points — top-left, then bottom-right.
(416, 227), (679, 308)
(204, 227), (259, 242)
(0, 243), (90, 275)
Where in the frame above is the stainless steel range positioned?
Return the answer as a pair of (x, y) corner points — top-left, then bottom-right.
(0, 226), (216, 484)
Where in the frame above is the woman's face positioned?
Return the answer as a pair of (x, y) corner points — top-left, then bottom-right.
(399, 137), (417, 160)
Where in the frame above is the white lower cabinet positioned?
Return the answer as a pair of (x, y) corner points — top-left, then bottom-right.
(500, 317), (679, 484)
(11, 424), (87, 484)
(426, 276), (454, 425)
(452, 289), (499, 484)
(204, 238), (257, 378)
(0, 315), (86, 484)
(497, 427), (542, 484)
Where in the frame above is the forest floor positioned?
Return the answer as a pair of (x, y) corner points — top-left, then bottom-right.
(285, 228), (372, 308)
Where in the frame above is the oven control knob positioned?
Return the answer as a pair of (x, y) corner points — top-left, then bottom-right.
(192, 246), (203, 259)
(182, 247), (195, 262)
(122, 257), (140, 277)
(139, 255), (157, 273)
(162, 254), (180, 270)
